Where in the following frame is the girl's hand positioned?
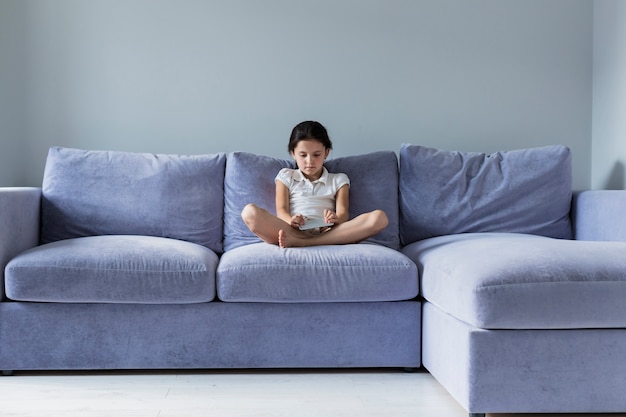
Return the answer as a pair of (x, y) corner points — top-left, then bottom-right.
(291, 213), (305, 229)
(324, 209), (339, 224)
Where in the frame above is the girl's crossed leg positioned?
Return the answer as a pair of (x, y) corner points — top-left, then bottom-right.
(241, 204), (388, 248)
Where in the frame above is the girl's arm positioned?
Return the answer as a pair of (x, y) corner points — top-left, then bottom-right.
(276, 181), (304, 228)
(326, 184), (350, 224)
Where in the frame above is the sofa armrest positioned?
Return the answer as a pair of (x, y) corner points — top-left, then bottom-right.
(0, 187), (41, 300)
(571, 190), (626, 241)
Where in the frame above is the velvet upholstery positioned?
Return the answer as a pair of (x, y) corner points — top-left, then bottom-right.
(0, 301), (421, 370)
(2, 147), (626, 416)
(422, 302), (626, 413)
(324, 151), (400, 249)
(223, 152), (294, 251)
(217, 243), (417, 302)
(5, 235), (218, 304)
(41, 147), (226, 253)
(223, 151), (400, 251)
(403, 232), (626, 329)
(399, 144), (573, 244)
(572, 190), (626, 242)
(0, 188), (41, 300)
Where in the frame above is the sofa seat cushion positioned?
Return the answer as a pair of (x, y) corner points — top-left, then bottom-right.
(217, 243), (418, 302)
(5, 235), (218, 304)
(402, 233), (626, 329)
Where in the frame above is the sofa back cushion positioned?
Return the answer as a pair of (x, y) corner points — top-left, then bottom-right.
(41, 147), (226, 253)
(223, 151), (400, 251)
(223, 152), (294, 251)
(325, 152), (400, 249)
(399, 144), (573, 244)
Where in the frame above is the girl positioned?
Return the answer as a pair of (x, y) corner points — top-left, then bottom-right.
(241, 121), (388, 248)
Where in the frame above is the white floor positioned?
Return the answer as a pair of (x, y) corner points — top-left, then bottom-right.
(0, 369), (623, 417)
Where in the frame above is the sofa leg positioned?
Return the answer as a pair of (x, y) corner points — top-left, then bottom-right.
(469, 413), (485, 417)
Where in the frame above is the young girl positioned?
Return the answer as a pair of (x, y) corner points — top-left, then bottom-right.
(241, 121), (388, 248)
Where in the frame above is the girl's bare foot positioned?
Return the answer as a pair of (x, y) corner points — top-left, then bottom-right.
(278, 229), (307, 248)
(278, 229), (287, 248)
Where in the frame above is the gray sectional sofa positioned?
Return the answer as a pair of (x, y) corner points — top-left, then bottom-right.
(1, 145), (624, 417)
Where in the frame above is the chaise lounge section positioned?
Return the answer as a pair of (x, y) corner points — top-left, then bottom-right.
(398, 144), (626, 416)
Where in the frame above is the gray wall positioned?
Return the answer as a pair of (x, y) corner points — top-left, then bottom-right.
(592, 0), (626, 189)
(0, 0), (27, 186)
(2, 0), (593, 189)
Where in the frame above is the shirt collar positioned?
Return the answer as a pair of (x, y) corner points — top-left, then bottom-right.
(293, 167), (329, 184)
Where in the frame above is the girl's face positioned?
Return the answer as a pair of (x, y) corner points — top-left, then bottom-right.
(291, 139), (330, 181)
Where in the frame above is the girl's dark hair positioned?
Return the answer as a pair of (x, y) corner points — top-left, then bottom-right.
(288, 121), (333, 153)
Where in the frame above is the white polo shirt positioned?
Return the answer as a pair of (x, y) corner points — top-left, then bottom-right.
(275, 167), (350, 219)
